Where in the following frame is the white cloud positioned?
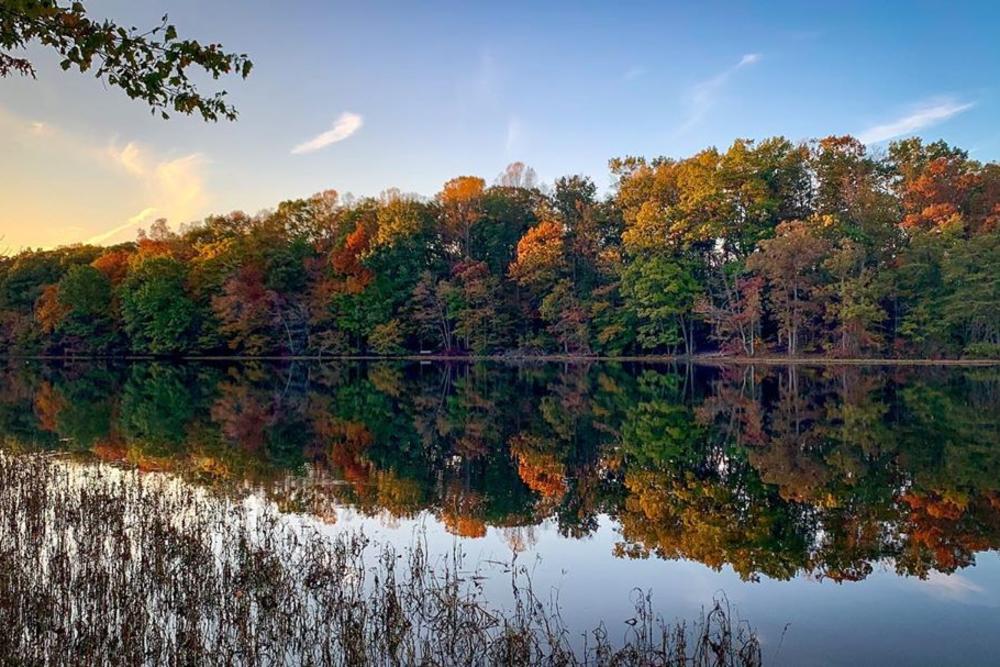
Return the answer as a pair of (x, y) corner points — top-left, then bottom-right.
(0, 104), (212, 247)
(153, 154), (207, 212)
(291, 112), (363, 154)
(99, 141), (208, 242)
(677, 53), (762, 134)
(857, 98), (974, 144)
(86, 208), (157, 245)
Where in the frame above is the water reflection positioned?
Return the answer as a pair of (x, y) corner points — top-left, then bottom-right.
(3, 361), (998, 583)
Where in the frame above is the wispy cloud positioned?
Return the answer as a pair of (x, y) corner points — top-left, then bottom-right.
(79, 144), (208, 245)
(86, 208), (158, 245)
(291, 112), (364, 154)
(857, 98), (974, 144)
(102, 142), (208, 241)
(108, 141), (146, 176)
(676, 53), (761, 134)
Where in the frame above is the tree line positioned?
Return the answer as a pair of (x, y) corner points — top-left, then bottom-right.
(2, 135), (998, 358)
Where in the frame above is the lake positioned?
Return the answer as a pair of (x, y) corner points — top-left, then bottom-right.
(1, 360), (998, 665)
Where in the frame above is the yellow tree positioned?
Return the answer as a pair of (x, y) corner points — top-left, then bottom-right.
(438, 176), (485, 258)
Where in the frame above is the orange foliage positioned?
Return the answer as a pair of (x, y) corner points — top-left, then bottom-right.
(900, 156), (998, 234)
(442, 514), (487, 538)
(330, 446), (371, 491)
(323, 420), (375, 492)
(136, 238), (176, 258)
(91, 250), (133, 285)
(34, 284), (67, 334)
(904, 492), (964, 520)
(508, 221), (566, 291)
(439, 176), (485, 255)
(439, 176), (485, 205)
(330, 224), (374, 293)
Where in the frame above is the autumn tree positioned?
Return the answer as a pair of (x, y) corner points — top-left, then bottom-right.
(34, 284), (66, 336)
(438, 176), (485, 259)
(696, 274), (764, 356)
(91, 248), (133, 286)
(211, 263), (277, 355)
(747, 219), (831, 356)
(539, 279), (591, 353)
(509, 221), (567, 292)
(890, 138), (999, 236)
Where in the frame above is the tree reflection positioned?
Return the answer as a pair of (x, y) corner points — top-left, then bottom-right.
(1, 359), (998, 582)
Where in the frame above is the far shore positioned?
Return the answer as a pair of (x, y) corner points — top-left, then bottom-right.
(3, 353), (999, 367)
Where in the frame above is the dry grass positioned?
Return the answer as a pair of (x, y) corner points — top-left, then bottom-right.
(0, 453), (763, 666)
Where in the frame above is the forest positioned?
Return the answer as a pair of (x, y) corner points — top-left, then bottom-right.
(2, 135), (998, 359)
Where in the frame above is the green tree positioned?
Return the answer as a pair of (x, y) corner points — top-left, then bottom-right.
(822, 240), (886, 356)
(621, 255), (700, 354)
(55, 264), (116, 353)
(941, 232), (1000, 355)
(119, 256), (196, 354)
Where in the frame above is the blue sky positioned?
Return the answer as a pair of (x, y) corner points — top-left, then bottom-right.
(2, 0), (999, 249)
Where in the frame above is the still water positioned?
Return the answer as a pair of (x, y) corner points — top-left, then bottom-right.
(2, 360), (999, 665)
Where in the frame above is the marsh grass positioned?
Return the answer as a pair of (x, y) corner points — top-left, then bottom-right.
(0, 453), (762, 666)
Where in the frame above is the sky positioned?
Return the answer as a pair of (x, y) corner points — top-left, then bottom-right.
(1, 0), (999, 251)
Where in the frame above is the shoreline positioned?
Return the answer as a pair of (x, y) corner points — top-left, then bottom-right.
(2, 353), (998, 366)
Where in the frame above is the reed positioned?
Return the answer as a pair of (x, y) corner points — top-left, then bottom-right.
(0, 452), (762, 666)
